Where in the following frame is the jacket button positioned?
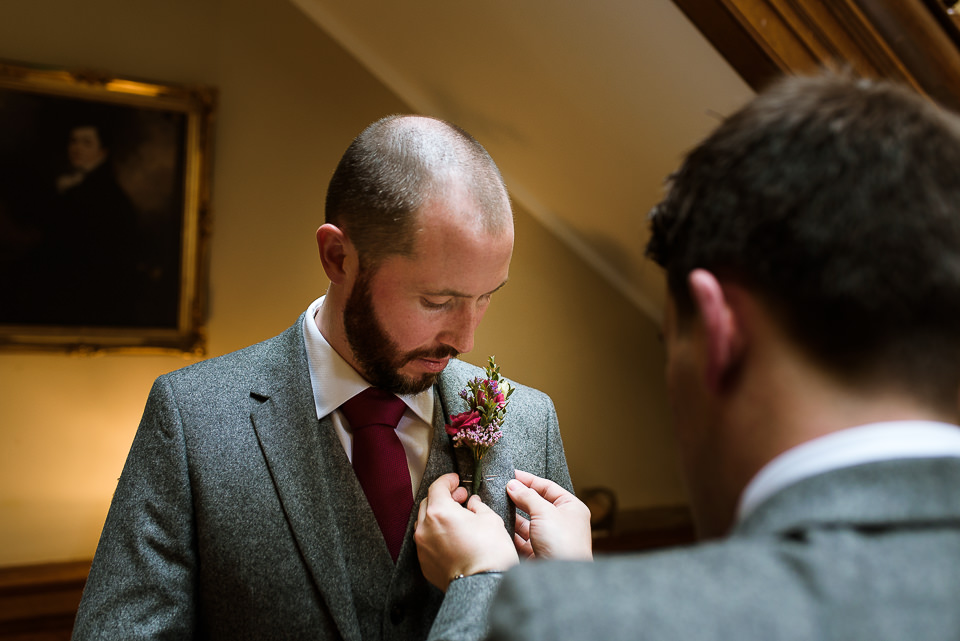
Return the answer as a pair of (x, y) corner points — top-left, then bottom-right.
(389, 604), (405, 625)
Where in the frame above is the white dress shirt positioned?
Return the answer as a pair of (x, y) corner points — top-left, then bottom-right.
(736, 420), (960, 524)
(302, 296), (436, 494)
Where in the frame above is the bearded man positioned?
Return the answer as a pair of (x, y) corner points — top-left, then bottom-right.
(73, 115), (572, 641)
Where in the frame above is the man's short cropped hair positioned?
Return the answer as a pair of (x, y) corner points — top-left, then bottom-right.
(647, 72), (960, 407)
(325, 115), (510, 270)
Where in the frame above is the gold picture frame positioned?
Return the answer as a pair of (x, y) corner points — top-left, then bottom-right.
(0, 60), (215, 355)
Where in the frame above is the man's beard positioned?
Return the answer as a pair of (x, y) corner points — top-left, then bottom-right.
(343, 270), (459, 395)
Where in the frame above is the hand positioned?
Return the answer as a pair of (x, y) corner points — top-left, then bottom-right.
(508, 470), (593, 561)
(414, 473), (519, 591)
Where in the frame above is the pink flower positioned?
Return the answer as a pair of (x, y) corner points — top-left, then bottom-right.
(447, 356), (512, 494)
(446, 410), (481, 436)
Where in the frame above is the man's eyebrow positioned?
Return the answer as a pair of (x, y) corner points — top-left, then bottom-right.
(423, 279), (509, 299)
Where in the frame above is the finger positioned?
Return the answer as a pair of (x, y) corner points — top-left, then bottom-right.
(514, 532), (534, 560)
(416, 497), (428, 529)
(507, 478), (553, 517)
(514, 513), (531, 541)
(465, 494), (497, 516)
(423, 472), (463, 510)
(452, 486), (469, 504)
(429, 472), (464, 498)
(514, 470), (572, 505)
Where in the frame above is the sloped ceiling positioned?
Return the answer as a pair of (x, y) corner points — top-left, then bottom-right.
(290, 0), (753, 320)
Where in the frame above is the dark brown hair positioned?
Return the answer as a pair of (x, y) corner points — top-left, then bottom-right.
(647, 73), (960, 407)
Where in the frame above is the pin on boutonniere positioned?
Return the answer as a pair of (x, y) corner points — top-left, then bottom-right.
(445, 356), (513, 495)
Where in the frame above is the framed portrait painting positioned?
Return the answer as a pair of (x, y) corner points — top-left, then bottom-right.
(0, 60), (216, 354)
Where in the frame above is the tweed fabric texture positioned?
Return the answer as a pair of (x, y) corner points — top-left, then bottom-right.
(72, 312), (573, 641)
(427, 457), (960, 641)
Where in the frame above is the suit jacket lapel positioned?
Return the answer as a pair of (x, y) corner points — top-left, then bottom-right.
(247, 318), (366, 641)
(390, 392), (460, 573)
(399, 366), (501, 565)
(435, 363), (517, 537)
(414, 391), (460, 505)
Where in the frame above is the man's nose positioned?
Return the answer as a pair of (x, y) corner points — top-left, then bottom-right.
(440, 305), (481, 355)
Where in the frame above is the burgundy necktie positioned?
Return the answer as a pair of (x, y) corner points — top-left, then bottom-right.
(340, 387), (412, 562)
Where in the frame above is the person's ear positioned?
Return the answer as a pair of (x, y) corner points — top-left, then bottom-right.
(688, 269), (742, 393)
(316, 224), (353, 284)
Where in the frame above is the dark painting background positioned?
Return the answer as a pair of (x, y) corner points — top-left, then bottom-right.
(0, 89), (187, 328)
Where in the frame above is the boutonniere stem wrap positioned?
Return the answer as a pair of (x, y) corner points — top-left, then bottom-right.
(445, 356), (513, 494)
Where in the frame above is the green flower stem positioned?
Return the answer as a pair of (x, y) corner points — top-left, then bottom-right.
(472, 456), (484, 495)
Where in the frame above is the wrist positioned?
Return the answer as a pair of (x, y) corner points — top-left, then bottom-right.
(450, 568), (504, 583)
(444, 553), (517, 592)
(445, 568), (507, 593)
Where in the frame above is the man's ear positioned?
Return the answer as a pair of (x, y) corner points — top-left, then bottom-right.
(688, 269), (742, 393)
(316, 224), (352, 284)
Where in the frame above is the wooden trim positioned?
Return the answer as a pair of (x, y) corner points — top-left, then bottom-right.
(0, 560), (90, 640)
(671, 0), (960, 110)
(670, 0), (783, 91)
(855, 0), (960, 109)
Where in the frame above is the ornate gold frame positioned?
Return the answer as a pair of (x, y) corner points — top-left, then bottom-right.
(0, 61), (215, 355)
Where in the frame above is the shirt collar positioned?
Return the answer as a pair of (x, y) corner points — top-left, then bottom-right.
(736, 420), (960, 524)
(302, 296), (435, 424)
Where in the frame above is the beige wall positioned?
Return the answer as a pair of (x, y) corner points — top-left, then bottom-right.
(0, 0), (685, 567)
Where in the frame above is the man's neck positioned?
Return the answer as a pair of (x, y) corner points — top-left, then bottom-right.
(707, 336), (956, 538)
(314, 290), (356, 371)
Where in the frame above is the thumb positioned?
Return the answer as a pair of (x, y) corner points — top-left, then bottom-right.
(506, 479), (551, 517)
(465, 494), (498, 517)
(423, 472), (465, 508)
(434, 472), (463, 494)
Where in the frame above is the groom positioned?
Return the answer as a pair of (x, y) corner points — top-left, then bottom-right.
(72, 115), (572, 640)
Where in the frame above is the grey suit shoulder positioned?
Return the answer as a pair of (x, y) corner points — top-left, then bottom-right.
(430, 457), (960, 641)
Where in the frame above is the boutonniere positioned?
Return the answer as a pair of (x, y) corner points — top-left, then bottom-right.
(445, 356), (514, 494)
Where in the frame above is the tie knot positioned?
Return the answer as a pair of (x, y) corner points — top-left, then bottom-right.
(340, 387), (406, 431)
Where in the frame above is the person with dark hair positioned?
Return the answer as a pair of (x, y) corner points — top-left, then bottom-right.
(48, 122), (140, 325)
(72, 115), (572, 640)
(0, 120), (140, 325)
(414, 73), (960, 641)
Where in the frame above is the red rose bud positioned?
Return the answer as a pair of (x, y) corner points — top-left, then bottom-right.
(446, 410), (481, 435)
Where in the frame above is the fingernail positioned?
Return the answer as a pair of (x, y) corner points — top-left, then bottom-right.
(507, 479), (521, 491)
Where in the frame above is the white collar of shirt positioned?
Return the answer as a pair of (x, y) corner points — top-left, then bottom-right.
(302, 296), (436, 493)
(736, 420), (960, 524)
(302, 295), (434, 424)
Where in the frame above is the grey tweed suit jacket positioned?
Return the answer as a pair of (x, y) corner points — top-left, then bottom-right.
(71, 313), (572, 640)
(429, 456), (960, 641)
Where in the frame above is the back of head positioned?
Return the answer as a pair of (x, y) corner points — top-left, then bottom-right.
(325, 115), (510, 269)
(647, 72), (960, 408)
